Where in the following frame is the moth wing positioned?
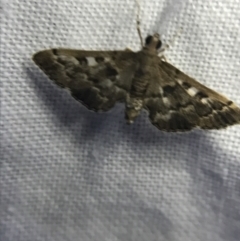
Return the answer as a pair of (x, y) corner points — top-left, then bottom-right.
(33, 49), (138, 112)
(143, 60), (240, 132)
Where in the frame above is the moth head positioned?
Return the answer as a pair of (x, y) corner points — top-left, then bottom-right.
(144, 33), (162, 51)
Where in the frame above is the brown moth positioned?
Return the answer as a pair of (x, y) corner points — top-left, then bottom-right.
(32, 27), (240, 132)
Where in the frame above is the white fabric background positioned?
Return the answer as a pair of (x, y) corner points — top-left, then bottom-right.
(1, 0), (240, 240)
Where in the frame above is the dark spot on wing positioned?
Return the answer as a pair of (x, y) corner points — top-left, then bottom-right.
(195, 91), (209, 99)
(174, 68), (181, 76)
(111, 51), (118, 61)
(209, 100), (224, 110)
(169, 113), (194, 130)
(153, 112), (194, 131)
(95, 56), (105, 63)
(192, 101), (212, 116)
(106, 66), (118, 76)
(52, 49), (58, 55)
(163, 85), (176, 95)
(221, 109), (238, 124)
(181, 82), (191, 89)
(88, 77), (100, 83)
(76, 57), (88, 66)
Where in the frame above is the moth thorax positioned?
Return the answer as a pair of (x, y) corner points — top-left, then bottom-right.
(145, 33), (162, 50)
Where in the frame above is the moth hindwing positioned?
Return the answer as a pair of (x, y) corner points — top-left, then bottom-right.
(33, 34), (240, 132)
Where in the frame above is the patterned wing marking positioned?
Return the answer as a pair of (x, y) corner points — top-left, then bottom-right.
(33, 49), (138, 112)
(143, 60), (240, 132)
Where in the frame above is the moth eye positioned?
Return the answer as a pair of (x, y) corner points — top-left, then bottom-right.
(156, 40), (162, 49)
(145, 35), (153, 45)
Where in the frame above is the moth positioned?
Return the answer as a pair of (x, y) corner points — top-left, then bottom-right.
(33, 30), (240, 132)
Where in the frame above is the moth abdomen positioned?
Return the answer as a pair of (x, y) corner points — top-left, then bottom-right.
(125, 97), (143, 123)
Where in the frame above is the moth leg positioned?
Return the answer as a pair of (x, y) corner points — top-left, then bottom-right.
(161, 55), (168, 62)
(158, 51), (168, 62)
(135, 0), (143, 47)
(158, 43), (170, 54)
(158, 28), (183, 55)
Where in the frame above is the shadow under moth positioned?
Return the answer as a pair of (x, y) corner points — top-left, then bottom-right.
(32, 32), (240, 132)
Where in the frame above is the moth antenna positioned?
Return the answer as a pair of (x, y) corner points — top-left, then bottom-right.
(135, 0), (143, 47)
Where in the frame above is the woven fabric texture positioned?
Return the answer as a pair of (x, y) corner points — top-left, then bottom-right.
(1, 0), (240, 241)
